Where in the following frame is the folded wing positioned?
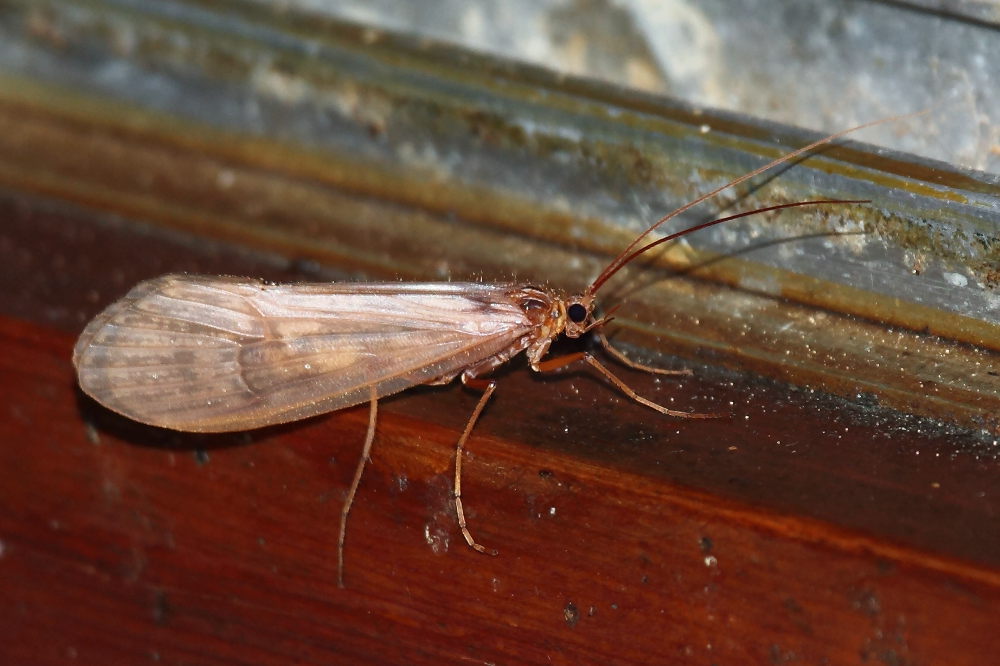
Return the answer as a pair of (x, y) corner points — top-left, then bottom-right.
(74, 275), (533, 431)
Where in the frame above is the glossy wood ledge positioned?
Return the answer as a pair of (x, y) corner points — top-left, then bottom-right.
(1, 194), (999, 665)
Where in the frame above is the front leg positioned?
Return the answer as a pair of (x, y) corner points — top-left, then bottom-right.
(533, 351), (720, 419)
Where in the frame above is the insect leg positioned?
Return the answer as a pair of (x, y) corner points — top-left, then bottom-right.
(595, 329), (692, 376)
(454, 376), (499, 557)
(337, 390), (378, 588)
(534, 353), (720, 419)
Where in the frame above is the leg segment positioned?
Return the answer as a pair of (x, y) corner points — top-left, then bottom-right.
(595, 329), (691, 376)
(337, 391), (378, 588)
(535, 352), (720, 419)
(454, 376), (499, 556)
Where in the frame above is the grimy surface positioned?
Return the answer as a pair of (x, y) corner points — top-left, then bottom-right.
(2, 195), (999, 664)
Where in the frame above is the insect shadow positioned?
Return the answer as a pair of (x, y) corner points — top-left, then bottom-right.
(73, 383), (295, 453)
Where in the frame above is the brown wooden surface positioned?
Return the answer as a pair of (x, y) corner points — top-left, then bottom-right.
(3, 192), (1000, 664)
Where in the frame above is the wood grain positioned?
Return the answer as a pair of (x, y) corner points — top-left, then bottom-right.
(2, 194), (999, 664)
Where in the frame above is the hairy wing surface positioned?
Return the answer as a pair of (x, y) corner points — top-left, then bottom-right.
(74, 275), (533, 431)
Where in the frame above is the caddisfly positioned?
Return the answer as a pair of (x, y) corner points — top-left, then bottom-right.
(73, 118), (894, 586)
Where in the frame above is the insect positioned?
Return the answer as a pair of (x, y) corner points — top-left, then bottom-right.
(73, 117), (892, 586)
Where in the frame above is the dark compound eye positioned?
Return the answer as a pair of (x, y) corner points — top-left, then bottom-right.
(567, 302), (588, 323)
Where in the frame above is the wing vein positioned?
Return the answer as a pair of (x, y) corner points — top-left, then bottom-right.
(74, 275), (536, 431)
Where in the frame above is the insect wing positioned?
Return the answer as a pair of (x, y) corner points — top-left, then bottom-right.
(73, 275), (534, 431)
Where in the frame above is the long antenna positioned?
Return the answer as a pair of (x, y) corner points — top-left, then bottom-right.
(587, 111), (927, 295)
(610, 198), (868, 273)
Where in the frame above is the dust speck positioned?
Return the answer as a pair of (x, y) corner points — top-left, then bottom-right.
(563, 601), (580, 627)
